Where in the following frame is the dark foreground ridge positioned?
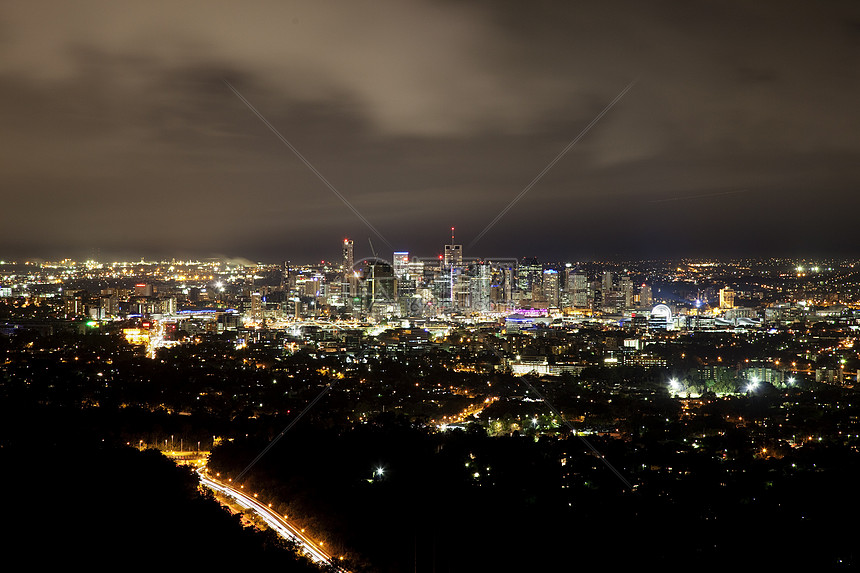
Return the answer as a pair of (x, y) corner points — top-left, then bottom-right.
(1, 406), (322, 570)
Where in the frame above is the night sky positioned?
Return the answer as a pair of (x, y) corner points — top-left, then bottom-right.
(1, 1), (858, 262)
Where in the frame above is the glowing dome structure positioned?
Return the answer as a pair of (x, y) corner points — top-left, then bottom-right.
(649, 304), (672, 330)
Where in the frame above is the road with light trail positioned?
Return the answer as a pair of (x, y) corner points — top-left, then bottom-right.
(196, 469), (347, 570)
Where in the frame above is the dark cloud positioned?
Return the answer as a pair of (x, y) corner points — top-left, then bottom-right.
(0, 0), (858, 261)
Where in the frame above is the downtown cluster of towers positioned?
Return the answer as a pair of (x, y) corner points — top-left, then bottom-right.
(287, 237), (656, 320)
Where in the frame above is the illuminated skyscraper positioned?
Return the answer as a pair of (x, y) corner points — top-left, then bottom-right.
(639, 284), (652, 308)
(543, 269), (560, 307)
(393, 252), (409, 279)
(619, 276), (634, 309)
(342, 239), (356, 304)
(602, 271), (614, 292)
(503, 266), (514, 303)
(443, 227), (462, 267)
(567, 271), (589, 308)
(720, 286), (735, 309)
(443, 245), (462, 267)
(342, 239), (354, 273)
(470, 263), (491, 312)
(517, 258), (541, 292)
(251, 292), (263, 322)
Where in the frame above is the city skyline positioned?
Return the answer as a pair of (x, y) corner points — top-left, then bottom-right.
(1, 1), (858, 261)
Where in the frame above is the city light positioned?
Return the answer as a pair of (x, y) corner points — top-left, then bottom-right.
(746, 377), (760, 392)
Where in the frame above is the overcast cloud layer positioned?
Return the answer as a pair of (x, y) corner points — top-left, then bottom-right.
(1, 0), (858, 262)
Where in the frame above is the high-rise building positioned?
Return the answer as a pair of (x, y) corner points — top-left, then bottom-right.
(342, 239), (356, 304)
(342, 239), (354, 273)
(543, 269), (560, 307)
(720, 286), (735, 309)
(602, 271), (614, 292)
(517, 258), (541, 293)
(619, 276), (634, 310)
(407, 260), (425, 284)
(503, 266), (514, 304)
(470, 264), (491, 312)
(567, 271), (589, 308)
(251, 292), (263, 322)
(393, 252), (409, 279)
(639, 284), (652, 308)
(444, 244), (462, 267)
(443, 227), (462, 268)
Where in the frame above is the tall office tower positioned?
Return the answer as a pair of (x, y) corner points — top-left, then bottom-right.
(591, 278), (603, 310)
(470, 264), (491, 312)
(564, 268), (575, 295)
(342, 239), (356, 302)
(407, 260), (425, 284)
(443, 227), (463, 267)
(719, 286), (735, 309)
(531, 278), (544, 306)
(568, 271), (589, 308)
(517, 257), (541, 292)
(251, 292), (263, 322)
(444, 244), (463, 267)
(639, 284), (653, 308)
(393, 251), (409, 279)
(619, 276), (634, 309)
(282, 261), (295, 290)
(342, 239), (354, 273)
(543, 269), (560, 307)
(602, 270), (614, 292)
(503, 266), (514, 303)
